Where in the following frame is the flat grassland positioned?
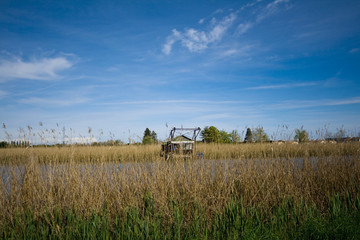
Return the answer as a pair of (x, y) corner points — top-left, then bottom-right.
(1, 143), (360, 239)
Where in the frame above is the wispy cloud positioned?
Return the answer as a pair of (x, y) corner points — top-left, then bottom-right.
(240, 0), (264, 11)
(162, 0), (290, 55)
(349, 48), (360, 54)
(214, 44), (254, 59)
(0, 56), (73, 81)
(247, 81), (318, 90)
(236, 0), (290, 35)
(162, 13), (237, 54)
(326, 97), (360, 106)
(268, 96), (360, 110)
(257, 0), (290, 22)
(18, 96), (89, 107)
(162, 34), (178, 55)
(96, 99), (246, 106)
(236, 22), (253, 35)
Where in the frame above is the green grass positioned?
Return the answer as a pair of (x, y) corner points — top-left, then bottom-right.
(2, 193), (360, 239)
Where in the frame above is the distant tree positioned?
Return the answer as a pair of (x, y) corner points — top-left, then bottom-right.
(253, 127), (270, 143)
(150, 131), (158, 142)
(143, 128), (151, 138)
(142, 128), (158, 144)
(244, 128), (253, 143)
(142, 136), (155, 145)
(219, 130), (232, 143)
(294, 127), (309, 143)
(201, 126), (220, 143)
(230, 130), (240, 143)
(0, 141), (8, 148)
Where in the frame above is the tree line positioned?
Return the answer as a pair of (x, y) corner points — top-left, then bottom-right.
(201, 126), (309, 143)
(201, 126), (272, 143)
(141, 126), (310, 144)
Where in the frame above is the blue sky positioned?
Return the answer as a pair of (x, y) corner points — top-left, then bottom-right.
(1, 0), (360, 142)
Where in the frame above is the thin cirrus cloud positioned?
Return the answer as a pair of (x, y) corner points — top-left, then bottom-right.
(237, 0), (290, 35)
(246, 81), (319, 90)
(256, 0), (290, 22)
(237, 22), (253, 35)
(0, 57), (73, 81)
(18, 96), (89, 107)
(95, 99), (246, 106)
(268, 97), (360, 110)
(162, 0), (290, 55)
(162, 13), (237, 54)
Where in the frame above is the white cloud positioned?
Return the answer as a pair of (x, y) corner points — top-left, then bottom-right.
(247, 81), (318, 90)
(182, 29), (209, 52)
(95, 99), (245, 106)
(237, 22), (253, 35)
(213, 45), (254, 60)
(240, 0), (264, 11)
(162, 13), (236, 54)
(209, 13), (236, 40)
(213, 9), (224, 14)
(268, 97), (360, 110)
(0, 56), (73, 81)
(18, 97), (89, 107)
(257, 0), (290, 22)
(222, 49), (239, 57)
(162, 30), (180, 55)
(326, 97), (360, 106)
(162, 0), (289, 55)
(237, 0), (290, 36)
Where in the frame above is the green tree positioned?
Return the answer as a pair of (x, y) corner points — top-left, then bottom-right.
(142, 136), (155, 145)
(142, 128), (158, 144)
(0, 141), (8, 148)
(143, 128), (151, 138)
(253, 127), (270, 143)
(219, 130), (232, 143)
(150, 131), (158, 142)
(294, 128), (309, 143)
(201, 126), (220, 143)
(244, 128), (253, 143)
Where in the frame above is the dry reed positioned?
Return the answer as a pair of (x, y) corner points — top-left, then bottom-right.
(1, 142), (359, 230)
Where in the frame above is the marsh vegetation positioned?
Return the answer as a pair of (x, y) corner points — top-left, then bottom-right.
(1, 143), (360, 239)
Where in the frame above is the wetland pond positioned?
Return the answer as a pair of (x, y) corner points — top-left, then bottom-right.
(2, 156), (352, 194)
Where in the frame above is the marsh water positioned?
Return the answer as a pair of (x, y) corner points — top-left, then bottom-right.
(1, 157), (337, 194)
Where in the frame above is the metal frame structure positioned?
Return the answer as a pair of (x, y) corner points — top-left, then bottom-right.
(161, 127), (201, 160)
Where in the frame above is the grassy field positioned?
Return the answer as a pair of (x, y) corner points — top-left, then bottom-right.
(1, 143), (360, 239)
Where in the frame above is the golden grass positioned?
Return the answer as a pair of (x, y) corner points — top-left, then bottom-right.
(1, 142), (358, 164)
(1, 143), (359, 227)
(0, 144), (161, 164)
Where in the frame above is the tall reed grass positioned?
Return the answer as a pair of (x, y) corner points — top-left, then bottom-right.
(1, 143), (359, 238)
(1, 142), (358, 164)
